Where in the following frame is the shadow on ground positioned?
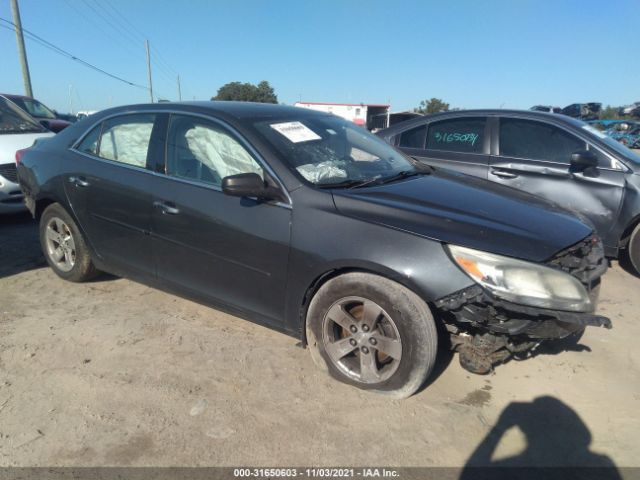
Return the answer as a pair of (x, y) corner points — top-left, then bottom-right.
(459, 396), (621, 479)
(0, 212), (45, 279)
(0, 211), (118, 282)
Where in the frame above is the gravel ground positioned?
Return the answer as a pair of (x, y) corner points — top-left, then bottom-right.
(0, 212), (639, 468)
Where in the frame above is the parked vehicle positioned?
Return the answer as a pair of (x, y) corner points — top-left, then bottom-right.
(0, 94), (71, 133)
(18, 102), (611, 398)
(608, 124), (640, 149)
(76, 111), (96, 120)
(530, 105), (561, 114)
(0, 95), (54, 214)
(54, 112), (79, 124)
(560, 103), (602, 121)
(588, 119), (632, 131)
(377, 109), (640, 274)
(618, 102), (640, 118)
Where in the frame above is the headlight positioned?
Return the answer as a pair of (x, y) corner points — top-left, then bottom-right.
(447, 244), (591, 312)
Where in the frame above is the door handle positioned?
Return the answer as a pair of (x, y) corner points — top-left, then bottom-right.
(68, 176), (90, 187)
(153, 200), (180, 215)
(490, 169), (519, 179)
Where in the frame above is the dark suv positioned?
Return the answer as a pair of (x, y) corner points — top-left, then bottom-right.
(378, 109), (640, 275)
(17, 102), (611, 398)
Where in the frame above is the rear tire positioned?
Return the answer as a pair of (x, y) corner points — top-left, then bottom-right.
(627, 222), (640, 276)
(39, 203), (99, 282)
(305, 272), (437, 399)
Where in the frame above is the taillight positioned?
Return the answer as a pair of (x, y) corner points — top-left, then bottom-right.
(15, 148), (28, 165)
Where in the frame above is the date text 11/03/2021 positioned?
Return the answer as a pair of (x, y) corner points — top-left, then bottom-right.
(233, 468), (400, 478)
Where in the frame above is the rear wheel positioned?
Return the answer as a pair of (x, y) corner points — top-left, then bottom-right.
(306, 272), (437, 399)
(39, 203), (99, 282)
(627, 222), (640, 276)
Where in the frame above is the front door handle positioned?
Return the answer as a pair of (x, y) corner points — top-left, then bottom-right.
(490, 169), (519, 179)
(68, 176), (90, 187)
(153, 200), (180, 215)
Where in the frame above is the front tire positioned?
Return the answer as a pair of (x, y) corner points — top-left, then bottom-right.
(39, 203), (99, 282)
(627, 222), (640, 276)
(306, 272), (437, 399)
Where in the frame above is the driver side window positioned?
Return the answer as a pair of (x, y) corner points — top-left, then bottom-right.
(499, 119), (585, 164)
(166, 115), (263, 187)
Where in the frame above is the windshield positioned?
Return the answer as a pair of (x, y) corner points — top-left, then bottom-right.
(253, 114), (417, 186)
(581, 124), (640, 166)
(0, 96), (46, 134)
(13, 97), (57, 119)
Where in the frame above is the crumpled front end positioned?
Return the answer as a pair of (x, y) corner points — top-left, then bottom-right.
(434, 235), (612, 374)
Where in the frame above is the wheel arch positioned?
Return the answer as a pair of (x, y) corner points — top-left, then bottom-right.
(35, 196), (101, 265)
(34, 197), (57, 219)
(297, 263), (430, 346)
(619, 213), (640, 249)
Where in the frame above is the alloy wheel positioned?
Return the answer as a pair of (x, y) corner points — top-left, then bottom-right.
(322, 296), (402, 384)
(44, 217), (76, 272)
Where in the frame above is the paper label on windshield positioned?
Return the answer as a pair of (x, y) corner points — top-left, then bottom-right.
(270, 121), (321, 143)
(582, 125), (607, 139)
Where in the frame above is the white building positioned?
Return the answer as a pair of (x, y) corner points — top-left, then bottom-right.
(294, 101), (390, 130)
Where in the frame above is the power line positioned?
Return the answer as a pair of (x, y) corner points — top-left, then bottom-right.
(61, 0), (144, 63)
(98, 0), (178, 76)
(94, 0), (180, 82)
(0, 17), (148, 90)
(90, 0), (183, 99)
(60, 0), (175, 89)
(86, 0), (141, 46)
(83, 0), (177, 86)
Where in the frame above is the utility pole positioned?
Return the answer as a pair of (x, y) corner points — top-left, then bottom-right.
(10, 0), (33, 97)
(145, 39), (153, 103)
(177, 75), (182, 101)
(69, 84), (73, 114)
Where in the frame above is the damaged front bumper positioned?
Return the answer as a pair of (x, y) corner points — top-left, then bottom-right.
(434, 234), (611, 374)
(435, 284), (611, 339)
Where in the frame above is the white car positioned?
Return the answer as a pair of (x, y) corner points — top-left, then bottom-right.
(0, 95), (54, 214)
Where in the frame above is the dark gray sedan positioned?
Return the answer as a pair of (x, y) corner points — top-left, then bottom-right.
(17, 102), (610, 398)
(378, 109), (640, 275)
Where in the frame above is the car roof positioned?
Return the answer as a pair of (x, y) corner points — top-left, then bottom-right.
(379, 108), (587, 134)
(97, 101), (326, 121)
(0, 93), (30, 100)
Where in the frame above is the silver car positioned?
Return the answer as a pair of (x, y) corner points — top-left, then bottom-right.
(0, 95), (53, 214)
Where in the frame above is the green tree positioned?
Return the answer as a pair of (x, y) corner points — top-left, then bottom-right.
(599, 105), (621, 120)
(212, 80), (278, 103)
(414, 98), (450, 115)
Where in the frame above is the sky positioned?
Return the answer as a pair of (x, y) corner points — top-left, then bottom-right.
(0, 0), (638, 114)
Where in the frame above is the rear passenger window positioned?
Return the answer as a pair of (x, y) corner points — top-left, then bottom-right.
(499, 119), (585, 163)
(97, 114), (155, 168)
(166, 115), (263, 187)
(76, 125), (101, 156)
(426, 118), (485, 153)
(398, 125), (426, 148)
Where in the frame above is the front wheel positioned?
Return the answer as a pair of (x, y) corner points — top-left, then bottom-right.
(39, 203), (99, 282)
(627, 222), (640, 276)
(305, 272), (438, 399)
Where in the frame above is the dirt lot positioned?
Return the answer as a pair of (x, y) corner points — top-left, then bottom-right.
(0, 213), (639, 469)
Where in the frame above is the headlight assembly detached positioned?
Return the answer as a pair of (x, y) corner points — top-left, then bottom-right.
(446, 244), (592, 312)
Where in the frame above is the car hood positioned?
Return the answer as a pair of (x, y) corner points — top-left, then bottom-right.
(331, 170), (592, 262)
(0, 132), (54, 164)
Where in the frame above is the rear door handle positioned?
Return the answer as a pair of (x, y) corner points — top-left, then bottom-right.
(153, 200), (180, 215)
(68, 176), (90, 187)
(490, 169), (519, 179)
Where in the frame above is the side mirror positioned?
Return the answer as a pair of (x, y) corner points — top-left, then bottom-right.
(222, 173), (280, 200)
(570, 151), (598, 170)
(39, 120), (51, 130)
